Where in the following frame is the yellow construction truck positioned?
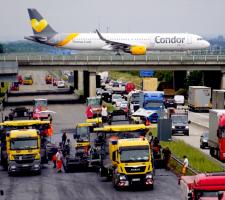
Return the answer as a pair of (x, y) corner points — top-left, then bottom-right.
(4, 129), (41, 175)
(0, 120), (53, 167)
(94, 124), (154, 189)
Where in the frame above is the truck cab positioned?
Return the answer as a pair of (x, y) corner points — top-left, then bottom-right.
(94, 124), (154, 189)
(0, 120), (53, 165)
(110, 138), (154, 189)
(180, 173), (225, 200)
(5, 129), (41, 175)
(127, 90), (141, 117)
(86, 97), (102, 118)
(33, 98), (49, 120)
(140, 91), (165, 122)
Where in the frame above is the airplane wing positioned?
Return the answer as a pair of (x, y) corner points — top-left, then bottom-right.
(96, 29), (130, 51)
(96, 29), (147, 55)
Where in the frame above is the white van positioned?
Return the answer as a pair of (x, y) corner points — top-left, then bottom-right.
(174, 95), (185, 105)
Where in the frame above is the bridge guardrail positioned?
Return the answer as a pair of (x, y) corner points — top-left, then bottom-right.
(0, 54), (225, 64)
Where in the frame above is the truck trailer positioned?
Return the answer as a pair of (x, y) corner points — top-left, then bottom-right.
(188, 86), (211, 112)
(212, 89), (225, 109)
(208, 109), (225, 161)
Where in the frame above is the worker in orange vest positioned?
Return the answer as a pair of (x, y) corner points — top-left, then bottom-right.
(56, 149), (63, 173)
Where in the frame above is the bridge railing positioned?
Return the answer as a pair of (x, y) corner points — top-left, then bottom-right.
(0, 54), (225, 64)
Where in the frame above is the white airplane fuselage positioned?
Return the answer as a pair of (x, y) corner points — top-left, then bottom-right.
(26, 9), (210, 55)
(49, 33), (210, 51)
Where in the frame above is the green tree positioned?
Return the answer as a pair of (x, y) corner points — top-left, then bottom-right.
(185, 71), (203, 88)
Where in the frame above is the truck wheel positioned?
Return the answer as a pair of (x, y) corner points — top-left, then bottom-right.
(210, 147), (215, 157)
(36, 169), (42, 175)
(112, 173), (120, 191)
(217, 149), (221, 160)
(186, 131), (189, 136)
(148, 184), (154, 190)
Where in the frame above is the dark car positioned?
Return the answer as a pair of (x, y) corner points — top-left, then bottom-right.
(164, 99), (176, 108)
(101, 91), (112, 103)
(200, 132), (209, 149)
(7, 107), (32, 121)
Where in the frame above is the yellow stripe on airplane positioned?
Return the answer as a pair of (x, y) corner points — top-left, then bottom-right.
(31, 19), (48, 33)
(56, 33), (79, 47)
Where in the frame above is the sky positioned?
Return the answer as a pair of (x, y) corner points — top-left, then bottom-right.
(0, 0), (224, 41)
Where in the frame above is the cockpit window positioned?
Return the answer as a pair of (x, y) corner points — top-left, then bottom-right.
(197, 38), (203, 41)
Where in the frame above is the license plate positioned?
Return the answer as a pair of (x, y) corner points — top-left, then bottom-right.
(22, 164), (29, 167)
(132, 178), (140, 182)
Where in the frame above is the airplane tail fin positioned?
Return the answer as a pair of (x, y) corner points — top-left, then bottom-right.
(28, 8), (57, 36)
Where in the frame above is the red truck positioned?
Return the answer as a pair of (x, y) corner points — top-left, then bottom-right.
(208, 110), (225, 161)
(180, 173), (225, 200)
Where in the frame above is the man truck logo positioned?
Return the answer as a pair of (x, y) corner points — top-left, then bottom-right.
(130, 168), (140, 172)
(31, 19), (48, 33)
(155, 36), (185, 44)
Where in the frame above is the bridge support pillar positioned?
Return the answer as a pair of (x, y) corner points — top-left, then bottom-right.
(78, 70), (84, 91)
(221, 71), (225, 89)
(89, 71), (96, 97)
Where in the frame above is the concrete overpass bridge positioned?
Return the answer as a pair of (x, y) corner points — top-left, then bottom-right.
(1, 53), (225, 96)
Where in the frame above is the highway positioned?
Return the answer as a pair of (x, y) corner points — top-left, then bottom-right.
(0, 105), (182, 200)
(0, 71), (182, 200)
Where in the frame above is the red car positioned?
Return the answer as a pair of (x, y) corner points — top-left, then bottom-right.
(17, 75), (23, 84)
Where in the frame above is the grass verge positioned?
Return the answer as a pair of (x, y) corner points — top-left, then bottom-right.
(149, 125), (224, 174)
(161, 139), (225, 173)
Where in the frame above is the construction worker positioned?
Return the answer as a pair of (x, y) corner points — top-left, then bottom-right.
(56, 149), (63, 173)
(86, 106), (93, 119)
(182, 155), (189, 176)
(61, 131), (67, 148)
(162, 147), (171, 170)
(101, 104), (108, 123)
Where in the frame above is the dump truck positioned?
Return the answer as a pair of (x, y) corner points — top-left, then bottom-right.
(94, 124), (154, 189)
(180, 173), (225, 200)
(208, 110), (225, 161)
(1, 129), (42, 175)
(0, 120), (53, 165)
(212, 89), (225, 109)
(188, 86), (211, 111)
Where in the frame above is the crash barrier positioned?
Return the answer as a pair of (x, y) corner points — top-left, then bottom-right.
(171, 155), (199, 175)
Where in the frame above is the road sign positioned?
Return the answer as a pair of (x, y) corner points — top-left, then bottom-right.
(139, 70), (154, 77)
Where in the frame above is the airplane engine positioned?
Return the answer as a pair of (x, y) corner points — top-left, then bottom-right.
(127, 46), (147, 55)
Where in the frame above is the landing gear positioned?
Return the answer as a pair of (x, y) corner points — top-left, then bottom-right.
(115, 51), (121, 56)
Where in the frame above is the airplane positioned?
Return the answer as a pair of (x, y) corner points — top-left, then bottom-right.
(25, 9), (210, 55)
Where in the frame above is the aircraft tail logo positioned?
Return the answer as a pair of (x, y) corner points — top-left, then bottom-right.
(28, 8), (57, 36)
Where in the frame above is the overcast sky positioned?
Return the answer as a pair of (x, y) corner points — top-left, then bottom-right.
(0, 0), (224, 40)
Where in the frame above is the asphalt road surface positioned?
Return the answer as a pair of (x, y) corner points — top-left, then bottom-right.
(0, 104), (182, 200)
